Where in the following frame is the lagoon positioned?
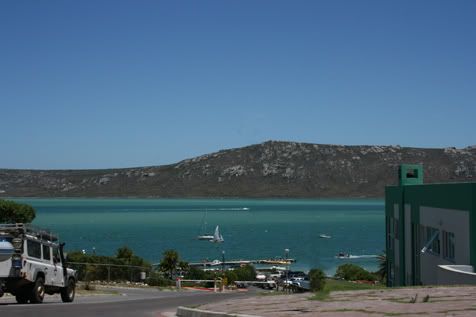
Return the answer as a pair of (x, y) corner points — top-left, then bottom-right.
(14, 198), (384, 275)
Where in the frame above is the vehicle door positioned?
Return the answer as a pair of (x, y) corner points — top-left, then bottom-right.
(41, 244), (55, 286)
(26, 239), (49, 282)
(51, 246), (65, 287)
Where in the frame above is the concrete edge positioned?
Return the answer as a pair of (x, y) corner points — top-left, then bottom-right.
(176, 306), (261, 317)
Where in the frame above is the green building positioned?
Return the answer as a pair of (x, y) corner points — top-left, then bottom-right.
(386, 164), (476, 286)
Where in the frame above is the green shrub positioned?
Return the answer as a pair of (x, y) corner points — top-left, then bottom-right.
(224, 270), (238, 284)
(67, 247), (150, 282)
(0, 199), (35, 223)
(184, 266), (214, 280)
(146, 272), (175, 287)
(234, 265), (256, 281)
(308, 268), (326, 291)
(334, 264), (376, 281)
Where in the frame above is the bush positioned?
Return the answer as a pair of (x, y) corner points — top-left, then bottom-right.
(335, 264), (376, 281)
(0, 199), (35, 223)
(234, 265), (256, 281)
(308, 268), (326, 291)
(224, 270), (238, 284)
(146, 272), (175, 287)
(184, 266), (214, 280)
(67, 247), (151, 282)
(159, 249), (179, 279)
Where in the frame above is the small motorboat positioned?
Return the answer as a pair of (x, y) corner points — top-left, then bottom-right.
(319, 234), (332, 239)
(335, 252), (351, 259)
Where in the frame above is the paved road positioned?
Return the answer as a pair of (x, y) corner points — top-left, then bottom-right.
(0, 287), (253, 317)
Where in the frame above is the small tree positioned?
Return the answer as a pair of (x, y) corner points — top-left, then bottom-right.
(224, 270), (238, 284)
(234, 265), (256, 281)
(308, 268), (326, 291)
(178, 261), (189, 273)
(159, 249), (179, 279)
(0, 199), (36, 223)
(116, 246), (134, 263)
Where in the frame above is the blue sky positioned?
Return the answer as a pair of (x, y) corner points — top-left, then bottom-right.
(1, 1), (475, 169)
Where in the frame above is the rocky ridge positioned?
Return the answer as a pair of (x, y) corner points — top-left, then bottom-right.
(0, 141), (475, 198)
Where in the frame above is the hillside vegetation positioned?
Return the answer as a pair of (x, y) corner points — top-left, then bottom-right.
(1, 141), (475, 198)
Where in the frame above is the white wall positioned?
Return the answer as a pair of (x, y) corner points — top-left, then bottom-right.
(419, 206), (470, 285)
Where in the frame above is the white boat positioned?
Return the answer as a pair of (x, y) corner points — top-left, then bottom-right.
(319, 234), (332, 239)
(270, 265), (287, 271)
(335, 252), (351, 259)
(197, 234), (214, 240)
(197, 209), (214, 241)
(211, 225), (224, 243)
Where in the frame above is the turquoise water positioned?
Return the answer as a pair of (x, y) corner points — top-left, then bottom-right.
(13, 198), (384, 275)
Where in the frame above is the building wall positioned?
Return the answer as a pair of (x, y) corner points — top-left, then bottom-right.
(393, 204), (400, 284)
(404, 204), (412, 285)
(385, 186), (400, 286)
(385, 182), (475, 287)
(419, 206), (470, 285)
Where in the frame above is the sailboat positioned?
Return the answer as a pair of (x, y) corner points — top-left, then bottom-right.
(211, 225), (224, 243)
(197, 209), (214, 240)
(196, 209), (224, 243)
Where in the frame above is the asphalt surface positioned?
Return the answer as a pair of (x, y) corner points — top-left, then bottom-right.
(0, 286), (253, 317)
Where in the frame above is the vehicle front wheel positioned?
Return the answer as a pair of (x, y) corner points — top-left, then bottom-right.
(30, 276), (45, 303)
(61, 278), (75, 303)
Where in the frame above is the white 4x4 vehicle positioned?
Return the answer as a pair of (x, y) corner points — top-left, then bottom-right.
(0, 223), (77, 303)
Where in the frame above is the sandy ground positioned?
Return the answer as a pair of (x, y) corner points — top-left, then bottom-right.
(199, 286), (476, 316)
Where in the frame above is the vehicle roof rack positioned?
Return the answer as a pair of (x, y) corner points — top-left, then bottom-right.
(0, 223), (59, 242)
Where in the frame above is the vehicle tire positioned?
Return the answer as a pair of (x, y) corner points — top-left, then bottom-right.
(15, 293), (29, 304)
(60, 278), (75, 303)
(30, 276), (45, 303)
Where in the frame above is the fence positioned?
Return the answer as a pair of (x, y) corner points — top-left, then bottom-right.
(68, 261), (152, 283)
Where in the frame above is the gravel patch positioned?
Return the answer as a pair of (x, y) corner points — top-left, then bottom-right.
(199, 286), (476, 317)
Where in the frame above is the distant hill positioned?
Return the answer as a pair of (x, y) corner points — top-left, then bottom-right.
(1, 141), (475, 198)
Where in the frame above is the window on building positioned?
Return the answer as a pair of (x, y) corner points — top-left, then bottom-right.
(443, 231), (455, 261)
(42, 245), (51, 261)
(27, 240), (41, 259)
(406, 169), (419, 178)
(421, 226), (440, 255)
